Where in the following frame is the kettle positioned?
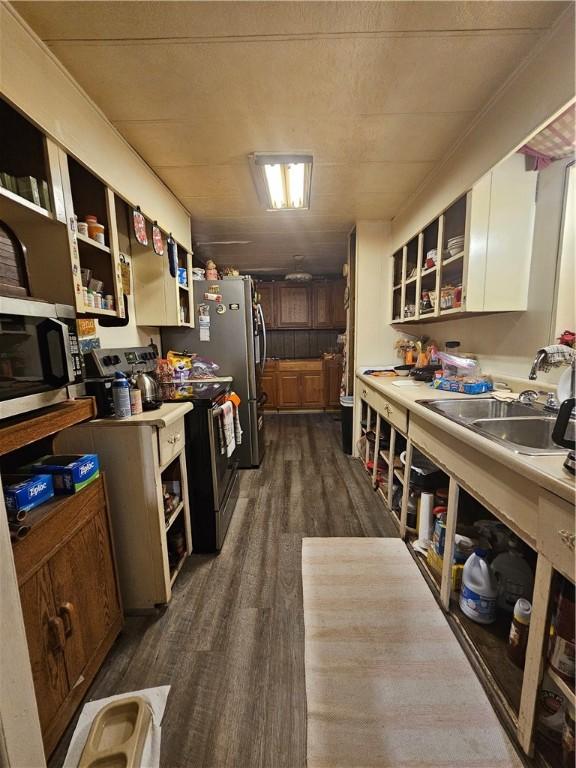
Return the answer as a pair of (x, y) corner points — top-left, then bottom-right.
(552, 397), (575, 474)
(133, 371), (162, 411)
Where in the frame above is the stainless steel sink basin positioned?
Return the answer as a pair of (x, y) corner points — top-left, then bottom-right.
(422, 398), (538, 421)
(473, 417), (574, 453)
(418, 397), (571, 456)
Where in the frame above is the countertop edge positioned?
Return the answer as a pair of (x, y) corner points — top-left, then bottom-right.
(357, 372), (575, 506)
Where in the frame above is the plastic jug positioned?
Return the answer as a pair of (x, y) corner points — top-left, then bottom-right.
(459, 548), (497, 624)
(491, 539), (534, 613)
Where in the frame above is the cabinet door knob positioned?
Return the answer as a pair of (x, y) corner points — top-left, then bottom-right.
(168, 433), (182, 444)
(58, 602), (76, 637)
(48, 616), (66, 652)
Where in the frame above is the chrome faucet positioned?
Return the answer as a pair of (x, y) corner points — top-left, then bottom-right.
(529, 350), (547, 380)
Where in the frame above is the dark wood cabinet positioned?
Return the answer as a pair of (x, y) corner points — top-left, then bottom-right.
(261, 373), (277, 410)
(312, 282), (333, 328)
(274, 283), (312, 328)
(256, 282), (276, 329)
(257, 280), (346, 330)
(277, 372), (302, 407)
(331, 280), (347, 328)
(301, 372), (324, 407)
(13, 476), (122, 756)
(324, 356), (344, 408)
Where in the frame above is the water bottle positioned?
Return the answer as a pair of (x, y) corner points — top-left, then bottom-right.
(112, 371), (131, 418)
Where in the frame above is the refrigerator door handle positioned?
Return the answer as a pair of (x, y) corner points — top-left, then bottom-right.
(257, 303), (267, 373)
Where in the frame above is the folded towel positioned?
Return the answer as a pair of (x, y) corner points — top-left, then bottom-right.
(536, 345), (575, 372)
(220, 400), (236, 458)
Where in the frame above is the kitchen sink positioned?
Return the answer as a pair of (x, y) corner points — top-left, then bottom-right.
(418, 397), (572, 455)
(422, 398), (538, 422)
(473, 417), (574, 453)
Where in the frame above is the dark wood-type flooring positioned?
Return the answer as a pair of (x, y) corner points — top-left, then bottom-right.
(50, 413), (398, 768)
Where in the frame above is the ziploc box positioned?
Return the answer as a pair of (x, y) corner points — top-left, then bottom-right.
(31, 454), (100, 494)
(4, 474), (55, 514)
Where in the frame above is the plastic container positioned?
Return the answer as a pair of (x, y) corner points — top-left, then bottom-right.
(340, 395), (353, 455)
(507, 598), (532, 668)
(459, 548), (497, 624)
(491, 539), (534, 613)
(112, 371), (131, 418)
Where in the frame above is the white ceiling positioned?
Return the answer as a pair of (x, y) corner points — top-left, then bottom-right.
(13, 1), (568, 274)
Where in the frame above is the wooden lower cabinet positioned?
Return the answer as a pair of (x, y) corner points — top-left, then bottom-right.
(301, 372), (324, 407)
(13, 475), (122, 757)
(277, 372), (302, 408)
(265, 358), (343, 410)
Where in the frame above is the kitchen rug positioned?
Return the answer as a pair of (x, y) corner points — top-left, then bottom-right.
(302, 538), (522, 768)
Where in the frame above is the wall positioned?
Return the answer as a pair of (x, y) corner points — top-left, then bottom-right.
(354, 220), (403, 368)
(0, 5), (191, 249)
(387, 7), (575, 381)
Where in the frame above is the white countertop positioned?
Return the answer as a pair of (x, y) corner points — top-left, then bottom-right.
(88, 401), (193, 428)
(357, 371), (575, 505)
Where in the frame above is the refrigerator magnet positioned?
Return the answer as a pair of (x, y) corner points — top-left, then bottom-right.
(216, 304), (226, 314)
(229, 303), (240, 310)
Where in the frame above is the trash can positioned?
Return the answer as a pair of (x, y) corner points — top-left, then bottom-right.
(340, 395), (354, 455)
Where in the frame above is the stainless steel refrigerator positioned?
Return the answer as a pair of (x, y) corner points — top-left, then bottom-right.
(161, 276), (266, 468)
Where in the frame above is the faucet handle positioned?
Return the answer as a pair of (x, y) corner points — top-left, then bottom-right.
(519, 389), (539, 404)
(545, 393), (560, 411)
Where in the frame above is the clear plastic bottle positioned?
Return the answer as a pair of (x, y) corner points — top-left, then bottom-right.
(491, 538), (534, 613)
(459, 548), (497, 624)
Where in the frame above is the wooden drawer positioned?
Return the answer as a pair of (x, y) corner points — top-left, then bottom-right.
(359, 382), (408, 434)
(538, 490), (575, 582)
(278, 359), (323, 372)
(158, 417), (185, 467)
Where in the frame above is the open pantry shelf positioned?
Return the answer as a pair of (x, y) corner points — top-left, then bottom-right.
(165, 501), (184, 533)
(169, 552), (187, 586)
(76, 230), (111, 254)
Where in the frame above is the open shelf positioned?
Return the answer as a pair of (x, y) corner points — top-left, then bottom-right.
(443, 251), (464, 267)
(76, 230), (111, 254)
(68, 156), (110, 247)
(165, 500), (184, 533)
(546, 664), (575, 705)
(0, 185), (53, 223)
(169, 552), (187, 586)
(393, 468), (405, 486)
(449, 595), (524, 718)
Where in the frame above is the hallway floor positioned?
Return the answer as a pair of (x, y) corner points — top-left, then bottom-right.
(50, 414), (399, 768)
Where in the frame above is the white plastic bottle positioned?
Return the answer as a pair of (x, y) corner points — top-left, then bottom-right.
(459, 548), (497, 624)
(491, 539), (534, 613)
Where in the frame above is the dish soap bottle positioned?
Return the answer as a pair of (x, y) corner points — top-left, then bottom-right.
(460, 548), (497, 624)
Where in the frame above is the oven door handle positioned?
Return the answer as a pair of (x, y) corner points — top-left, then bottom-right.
(37, 318), (75, 386)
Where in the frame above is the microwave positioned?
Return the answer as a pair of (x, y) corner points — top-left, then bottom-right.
(0, 296), (83, 420)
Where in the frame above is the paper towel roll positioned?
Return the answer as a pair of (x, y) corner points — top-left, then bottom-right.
(418, 492), (434, 543)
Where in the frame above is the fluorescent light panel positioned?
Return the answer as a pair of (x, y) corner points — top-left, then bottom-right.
(249, 153), (313, 211)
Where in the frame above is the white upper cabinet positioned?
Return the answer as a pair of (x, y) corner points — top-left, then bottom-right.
(466, 153), (537, 313)
(391, 152), (537, 323)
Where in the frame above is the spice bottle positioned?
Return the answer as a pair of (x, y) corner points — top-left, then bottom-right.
(507, 598), (532, 668)
(550, 577), (575, 682)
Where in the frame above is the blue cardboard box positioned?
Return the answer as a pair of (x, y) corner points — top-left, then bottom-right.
(31, 454), (100, 494)
(4, 473), (55, 514)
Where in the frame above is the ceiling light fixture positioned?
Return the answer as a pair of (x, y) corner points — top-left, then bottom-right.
(249, 153), (313, 211)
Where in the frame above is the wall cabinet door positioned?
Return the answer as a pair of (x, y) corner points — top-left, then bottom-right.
(261, 373), (277, 409)
(274, 283), (312, 328)
(257, 282), (276, 329)
(19, 564), (69, 735)
(331, 280), (347, 328)
(312, 282), (333, 328)
(277, 372), (301, 407)
(301, 372), (324, 407)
